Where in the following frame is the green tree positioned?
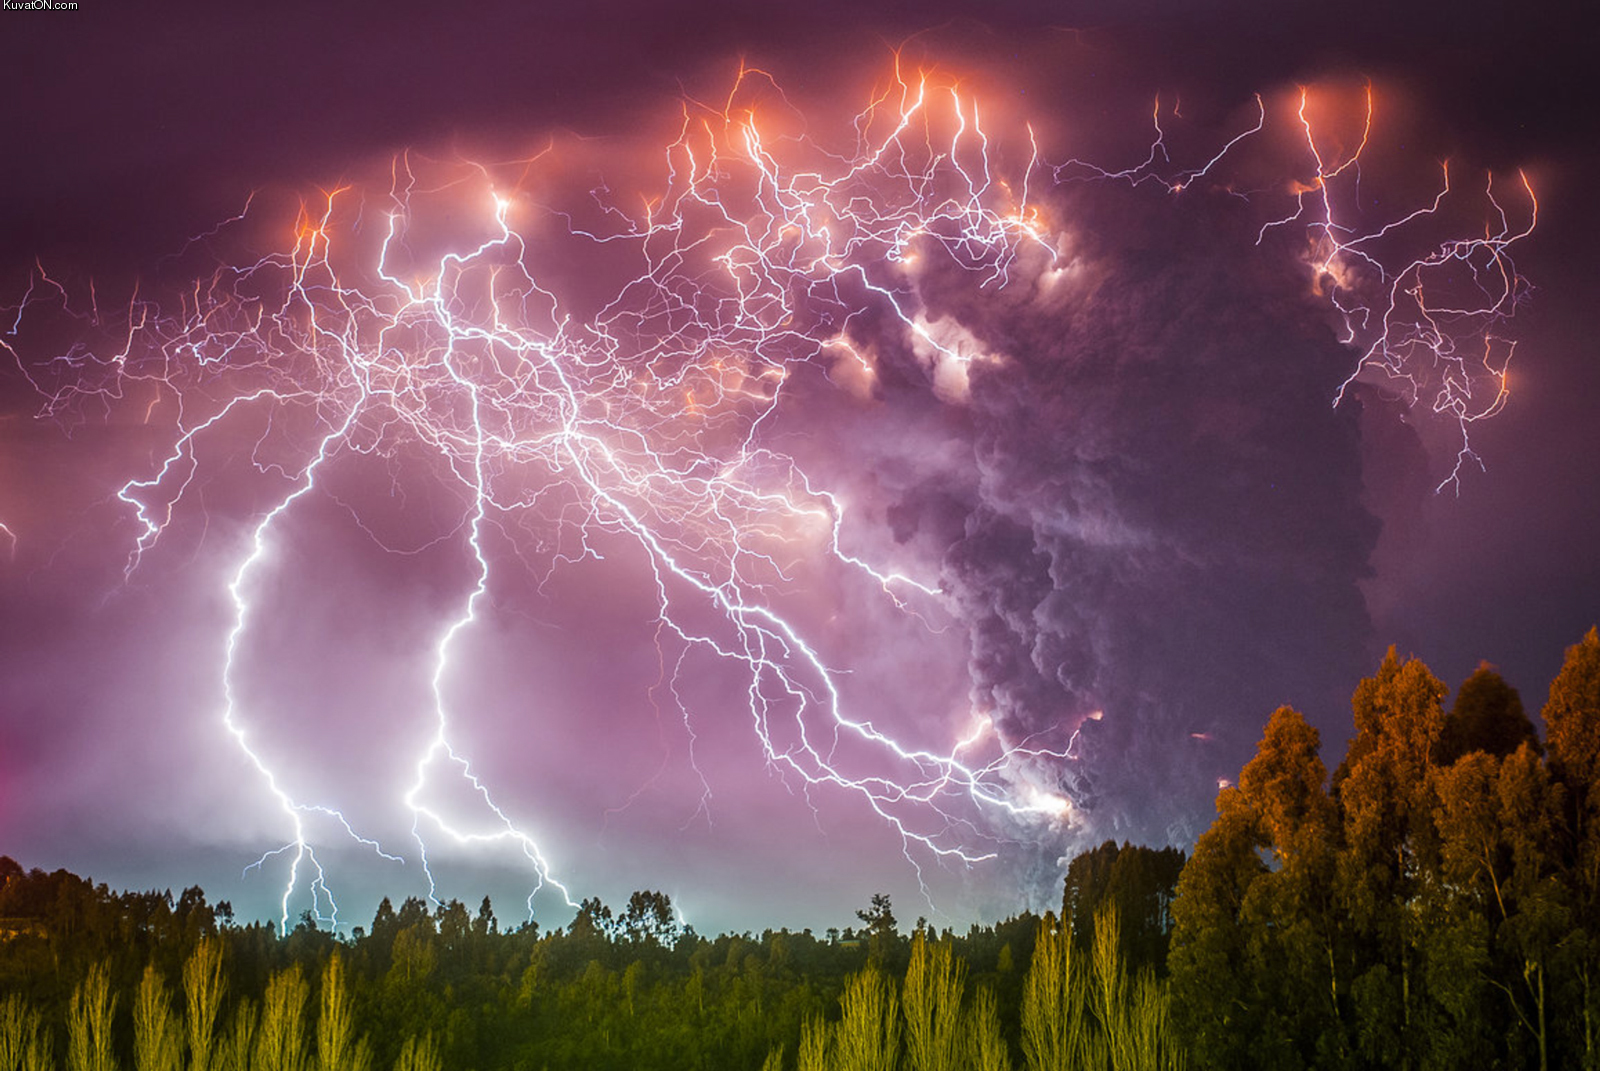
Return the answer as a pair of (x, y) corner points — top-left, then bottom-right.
(619, 891), (681, 948)
(1089, 906), (1127, 1069)
(965, 985), (1013, 1071)
(568, 898), (616, 944)
(902, 930), (965, 1071)
(255, 966), (308, 1071)
(184, 937), (227, 1071)
(856, 894), (898, 967)
(390, 1035), (439, 1071)
(796, 1016), (833, 1071)
(316, 953), (371, 1071)
(218, 999), (257, 1071)
(133, 964), (183, 1071)
(1089, 901), (1184, 1071)
(835, 965), (899, 1071)
(0, 994), (49, 1071)
(1021, 913), (1087, 1071)
(68, 961), (119, 1071)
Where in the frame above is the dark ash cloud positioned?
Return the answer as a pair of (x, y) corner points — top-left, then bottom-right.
(816, 179), (1381, 858)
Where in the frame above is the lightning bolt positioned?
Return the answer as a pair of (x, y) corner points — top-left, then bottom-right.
(3, 62), (1534, 925)
(1263, 84), (1537, 493)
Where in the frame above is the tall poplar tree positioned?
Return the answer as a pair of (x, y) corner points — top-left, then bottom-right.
(133, 964), (182, 1071)
(903, 930), (965, 1071)
(184, 938), (227, 1071)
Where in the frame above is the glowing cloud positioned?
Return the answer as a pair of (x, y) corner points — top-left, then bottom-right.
(2, 61), (1534, 925)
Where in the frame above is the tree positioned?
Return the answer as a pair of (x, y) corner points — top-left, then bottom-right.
(317, 953), (372, 1071)
(966, 985), (1013, 1071)
(184, 937), (227, 1071)
(796, 1016), (833, 1071)
(1334, 650), (1449, 1070)
(1546, 628), (1600, 820)
(1543, 627), (1600, 1067)
(1061, 841), (1185, 975)
(619, 891), (681, 947)
(1238, 706), (1352, 1069)
(1087, 905), (1182, 1071)
(903, 930), (965, 1071)
(1496, 744), (1568, 1071)
(1169, 784), (1264, 1071)
(1, 994), (50, 1071)
(1021, 913), (1087, 1071)
(1436, 663), (1540, 766)
(568, 898), (616, 944)
(835, 965), (899, 1071)
(857, 893), (898, 966)
(473, 896), (497, 939)
(133, 964), (183, 1071)
(1427, 752), (1512, 1065)
(67, 961), (118, 1071)
(387, 925), (437, 988)
(1171, 644), (1600, 1070)
(219, 999), (258, 1071)
(390, 1035), (440, 1071)
(256, 966), (309, 1071)
(175, 885), (216, 941)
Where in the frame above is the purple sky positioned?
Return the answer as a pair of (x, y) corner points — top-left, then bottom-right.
(2, 0), (1595, 935)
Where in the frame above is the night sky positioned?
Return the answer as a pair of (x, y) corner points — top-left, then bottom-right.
(2, 0), (1595, 936)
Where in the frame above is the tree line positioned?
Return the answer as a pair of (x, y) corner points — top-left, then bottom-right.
(3, 627), (1597, 1070)
(0, 845), (1181, 1071)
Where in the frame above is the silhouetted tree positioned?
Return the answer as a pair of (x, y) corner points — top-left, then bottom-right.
(619, 891), (680, 948)
(856, 894), (898, 966)
(1061, 841), (1185, 974)
(1436, 662), (1540, 765)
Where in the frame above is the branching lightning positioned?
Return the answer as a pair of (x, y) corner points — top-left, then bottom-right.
(1265, 84), (1538, 492)
(2, 61), (1535, 926)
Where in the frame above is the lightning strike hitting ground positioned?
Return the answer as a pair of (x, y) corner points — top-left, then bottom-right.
(1, 61), (1535, 926)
